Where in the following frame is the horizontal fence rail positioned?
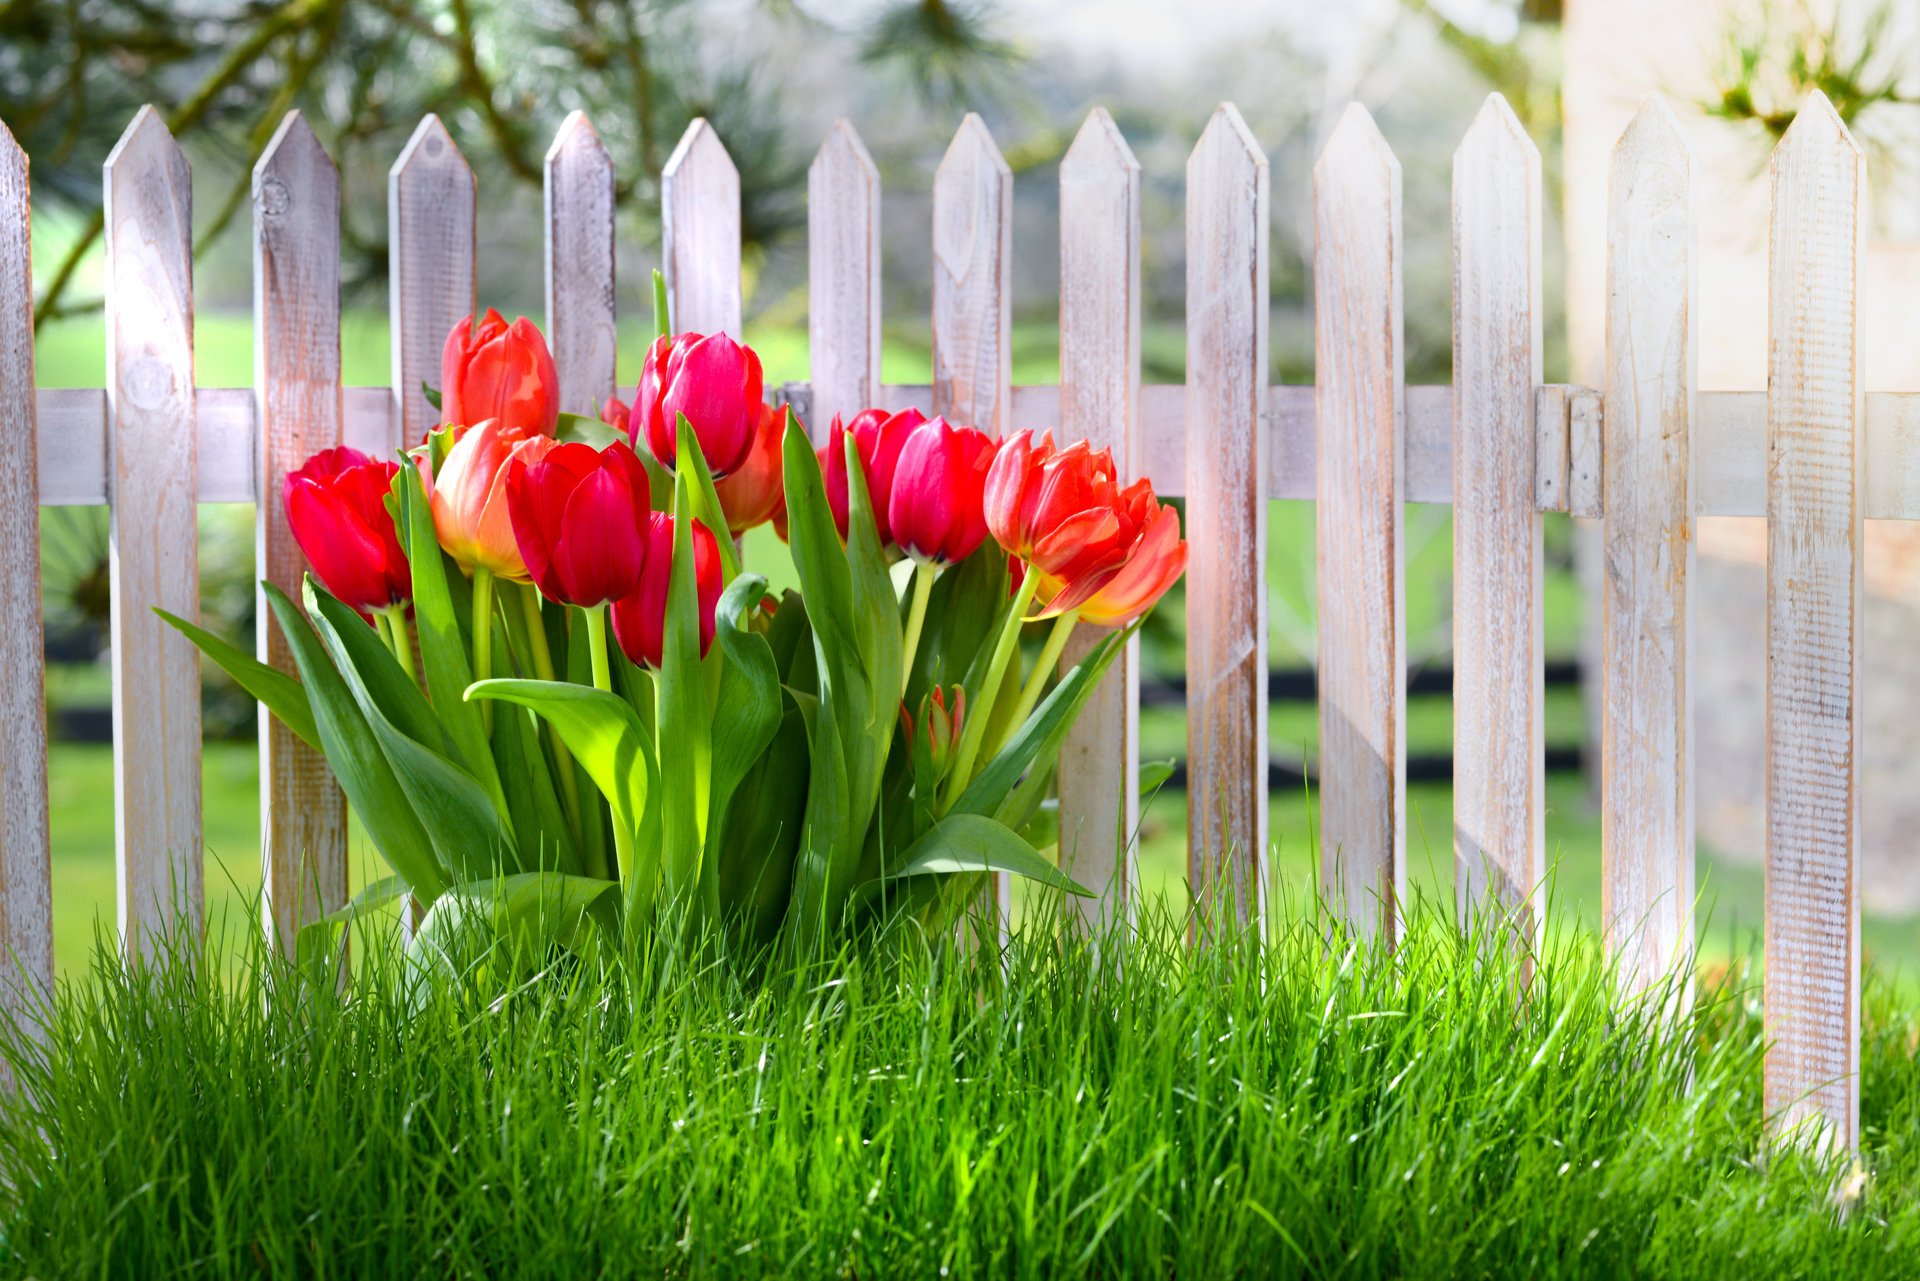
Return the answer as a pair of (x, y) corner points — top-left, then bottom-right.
(0, 90), (1874, 1150)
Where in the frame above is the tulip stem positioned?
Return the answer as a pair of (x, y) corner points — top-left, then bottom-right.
(519, 587), (583, 841)
(471, 568), (496, 733)
(993, 610), (1079, 761)
(585, 603), (636, 884)
(939, 569), (1039, 814)
(381, 607), (416, 684)
(899, 561), (937, 698)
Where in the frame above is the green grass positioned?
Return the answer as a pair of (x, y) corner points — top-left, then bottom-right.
(0, 904), (1912, 1277)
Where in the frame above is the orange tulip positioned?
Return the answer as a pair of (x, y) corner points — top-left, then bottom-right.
(1056, 485), (1186, 626)
(982, 430), (1140, 616)
(421, 419), (558, 581)
(714, 403), (790, 535)
(441, 309), (560, 436)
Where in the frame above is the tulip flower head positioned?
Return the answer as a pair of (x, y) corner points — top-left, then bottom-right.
(714, 403), (791, 536)
(506, 441), (652, 608)
(283, 447), (409, 614)
(983, 430), (1143, 616)
(611, 512), (724, 669)
(1048, 482), (1187, 626)
(422, 419), (559, 582)
(888, 416), (996, 565)
(441, 309), (560, 437)
(822, 406), (924, 546)
(600, 395), (632, 438)
(900, 684), (965, 783)
(635, 330), (764, 478)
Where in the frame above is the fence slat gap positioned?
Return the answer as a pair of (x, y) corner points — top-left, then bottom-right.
(0, 118), (52, 1050)
(105, 105), (202, 958)
(254, 111), (349, 960)
(1765, 90), (1864, 1154)
(1451, 93), (1545, 952)
(808, 120), (882, 442)
(662, 120), (742, 338)
(389, 115), (476, 453)
(1601, 95), (1697, 1006)
(1056, 108), (1142, 929)
(1313, 103), (1406, 942)
(1184, 104), (1269, 938)
(544, 111), (617, 417)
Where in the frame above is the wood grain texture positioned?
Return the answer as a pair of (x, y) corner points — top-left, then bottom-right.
(0, 121), (52, 1043)
(388, 115), (475, 450)
(104, 106), (202, 958)
(1601, 97), (1697, 1003)
(1313, 104), (1405, 940)
(253, 111), (348, 959)
(1764, 91), (1863, 1153)
(662, 119), (742, 338)
(1055, 108), (1141, 928)
(1184, 105), (1269, 935)
(1451, 94), (1545, 948)
(808, 120), (882, 442)
(544, 111), (617, 416)
(1568, 387), (1604, 518)
(931, 115), (1012, 434)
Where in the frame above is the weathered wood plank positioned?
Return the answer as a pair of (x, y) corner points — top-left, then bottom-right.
(931, 114), (1012, 434)
(1568, 386), (1604, 518)
(1765, 91), (1863, 1153)
(0, 120), (52, 1045)
(105, 106), (202, 958)
(1055, 108), (1142, 928)
(544, 111), (617, 417)
(254, 111), (348, 959)
(662, 119), (742, 337)
(389, 115), (475, 448)
(1184, 104), (1269, 934)
(1452, 94), (1545, 948)
(1314, 104), (1405, 940)
(808, 120), (882, 441)
(1601, 96), (1697, 1003)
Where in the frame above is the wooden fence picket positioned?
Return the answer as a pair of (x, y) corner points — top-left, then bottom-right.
(104, 107), (202, 958)
(0, 119), (51, 1035)
(253, 111), (348, 958)
(1184, 105), (1269, 934)
(1055, 108), (1142, 926)
(1764, 91), (1863, 1153)
(808, 120), (882, 440)
(544, 111), (617, 417)
(1313, 104), (1406, 941)
(1451, 94), (1545, 948)
(662, 120), (742, 339)
(1601, 97), (1697, 1003)
(389, 115), (476, 451)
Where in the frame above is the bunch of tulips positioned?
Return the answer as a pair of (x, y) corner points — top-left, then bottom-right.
(171, 280), (1185, 964)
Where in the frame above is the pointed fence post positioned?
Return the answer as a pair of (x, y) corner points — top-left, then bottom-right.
(254, 112), (348, 958)
(809, 121), (882, 442)
(1056, 108), (1142, 928)
(0, 118), (52, 1044)
(663, 120), (742, 338)
(1765, 91), (1864, 1153)
(1452, 94), (1546, 950)
(389, 115), (475, 453)
(1602, 97), (1697, 1004)
(545, 111), (617, 417)
(1184, 105), (1269, 937)
(105, 107), (201, 959)
(1313, 105), (1406, 942)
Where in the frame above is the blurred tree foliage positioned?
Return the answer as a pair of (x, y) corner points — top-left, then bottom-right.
(1705, 0), (1917, 138)
(0, 0), (1016, 322)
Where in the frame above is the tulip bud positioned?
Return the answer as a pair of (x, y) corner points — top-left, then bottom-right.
(983, 430), (1139, 616)
(422, 419), (559, 581)
(441, 309), (560, 436)
(888, 416), (996, 564)
(714, 403), (790, 535)
(600, 395), (632, 438)
(505, 441), (652, 608)
(901, 684), (965, 783)
(611, 512), (723, 668)
(634, 331), (764, 478)
(282, 447), (409, 614)
(822, 406), (924, 546)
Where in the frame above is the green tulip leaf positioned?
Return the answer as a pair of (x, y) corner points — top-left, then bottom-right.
(154, 607), (320, 753)
(404, 871), (620, 992)
(658, 464), (714, 913)
(885, 812), (1091, 896)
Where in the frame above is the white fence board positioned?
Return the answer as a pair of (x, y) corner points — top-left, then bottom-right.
(544, 112), (617, 416)
(389, 115), (475, 449)
(662, 120), (742, 338)
(808, 121), (882, 439)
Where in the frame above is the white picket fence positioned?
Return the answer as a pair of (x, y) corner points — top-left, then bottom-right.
(0, 91), (1881, 1148)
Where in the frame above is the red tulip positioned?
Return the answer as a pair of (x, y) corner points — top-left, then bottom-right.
(283, 447), (408, 613)
(600, 395), (632, 438)
(441, 309), (560, 436)
(983, 430), (1141, 615)
(888, 416), (996, 564)
(714, 403), (790, 535)
(422, 420), (559, 581)
(635, 331), (764, 478)
(505, 441), (651, 608)
(611, 512), (723, 668)
(822, 406), (923, 546)
(1047, 483), (1187, 626)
